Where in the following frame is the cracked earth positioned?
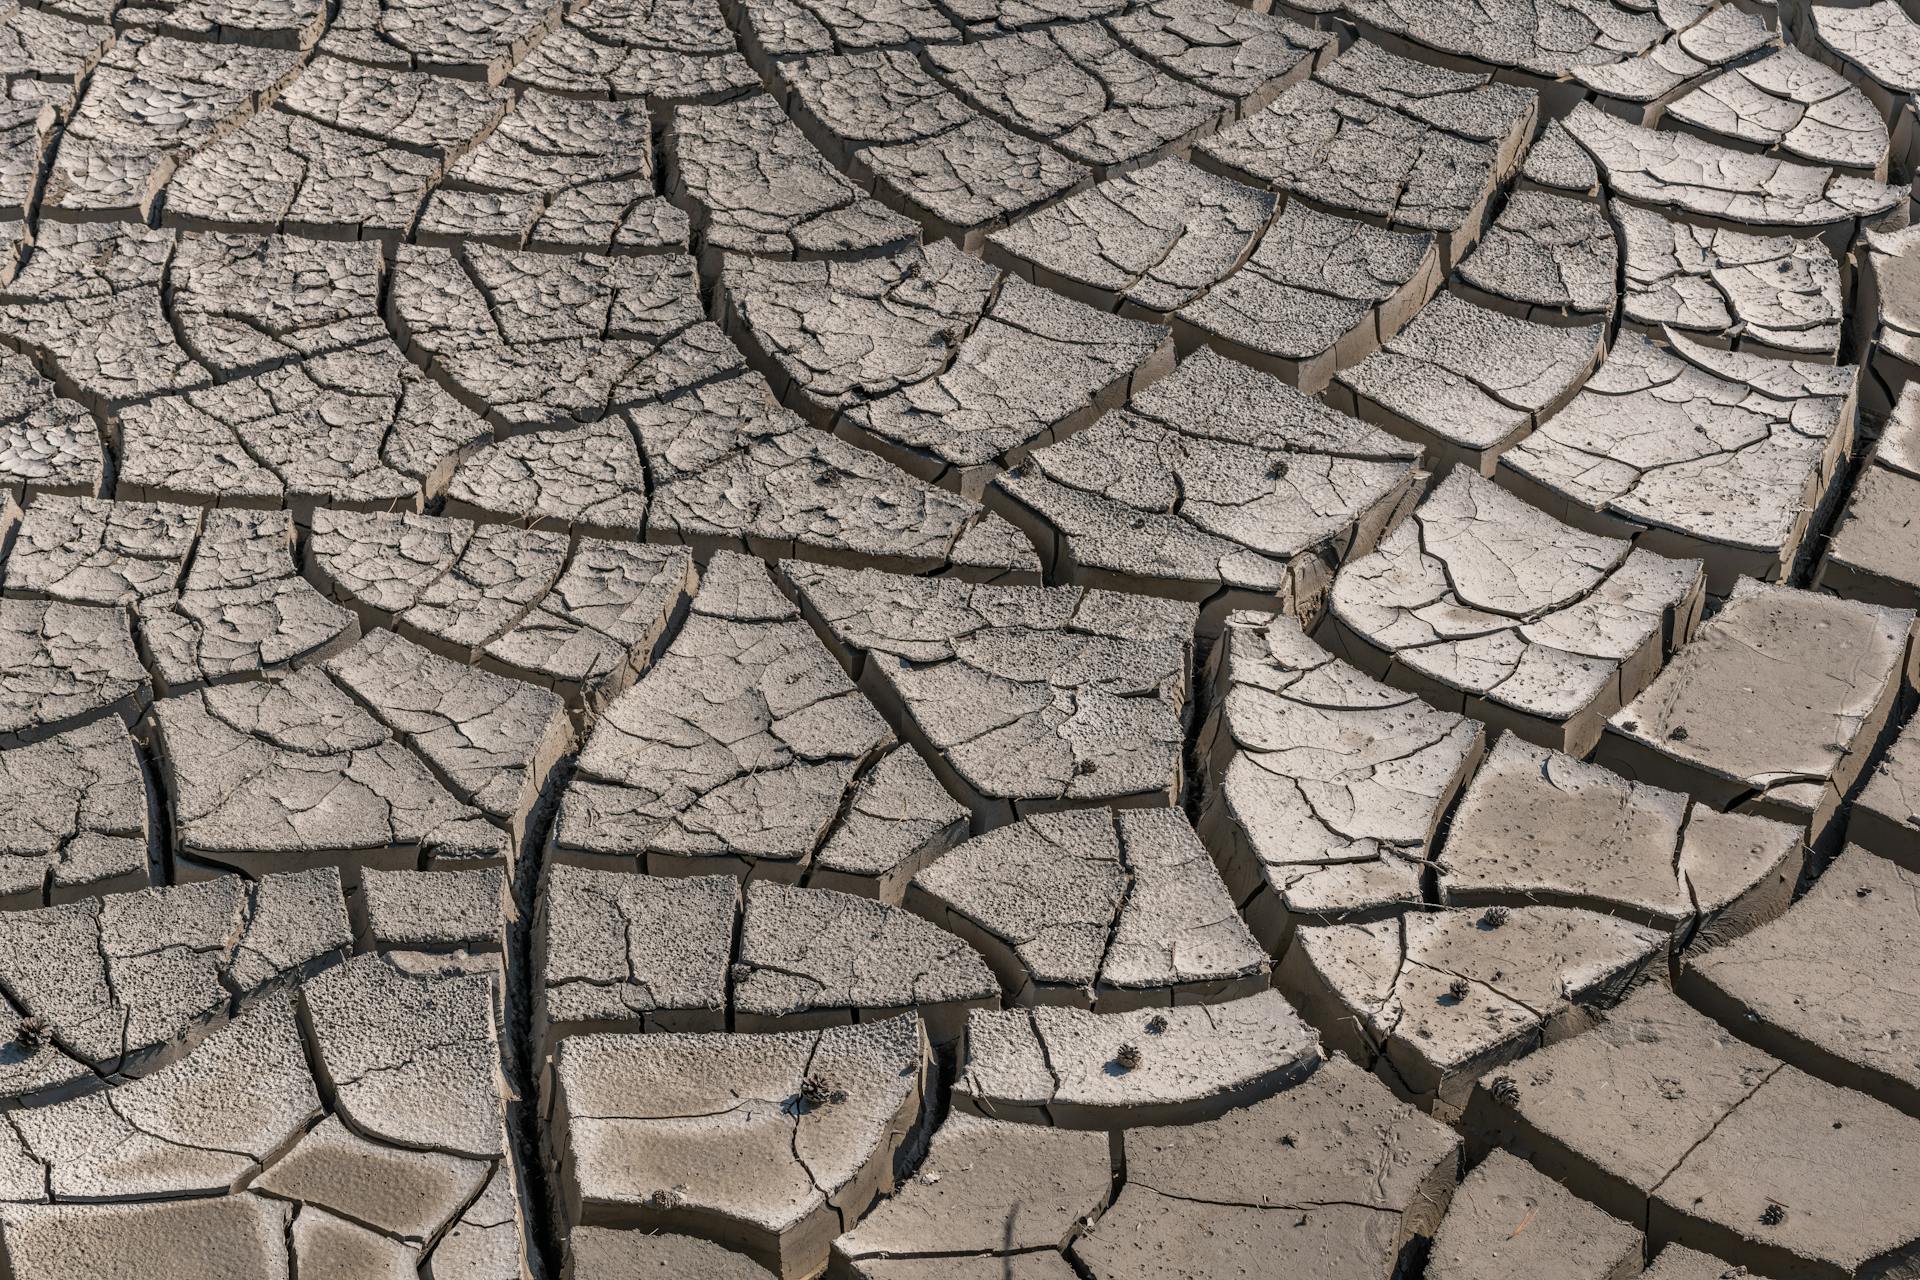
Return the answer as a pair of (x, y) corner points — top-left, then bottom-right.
(0, 0), (1917, 1275)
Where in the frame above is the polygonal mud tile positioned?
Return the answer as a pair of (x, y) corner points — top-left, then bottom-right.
(2, 494), (197, 606)
(1805, 0), (1920, 179)
(990, 348), (1421, 628)
(1426, 1148), (1643, 1280)
(419, 1163), (534, 1274)
(1331, 290), (1605, 476)
(162, 232), (386, 377)
(831, 1111), (1111, 1273)
(0, 991), (316, 1202)
(1855, 223), (1919, 414)
(307, 510), (694, 713)
(38, 31), (302, 222)
(0, 717), (150, 908)
(1465, 982), (1920, 1280)
(1330, 0), (1667, 88)
(508, 0), (759, 107)
(119, 345), (491, 521)
(721, 242), (1172, 497)
(1614, 203), (1844, 360)
(954, 990), (1320, 1126)
(134, 508), (359, 693)
(317, 0), (567, 81)
(719, 240), (994, 413)
(984, 157), (1275, 318)
(776, 49), (1090, 247)
(925, 22), (1226, 177)
(165, 111), (439, 243)
(113, 349), (494, 517)
(1499, 332), (1858, 594)
(0, 598), (149, 745)
(1437, 734), (1801, 948)
(785, 560), (1195, 818)
(1452, 190), (1618, 324)
(720, 240), (994, 417)
(323, 628), (572, 847)
(1815, 384), (1920, 609)
(163, 57), (509, 241)
(1073, 1055), (1460, 1279)
(665, 94), (917, 270)
(419, 91), (685, 255)
(388, 242), (736, 432)
(0, 222), (206, 411)
(534, 864), (735, 1055)
(1325, 468), (1705, 754)
(0, 351), (103, 503)
(1595, 578), (1913, 852)
(1570, 4), (1773, 125)
(152, 668), (508, 879)
(1561, 101), (1908, 256)
(1195, 612), (1485, 950)
(1104, 0), (1334, 117)
(306, 509), (561, 631)
(1317, 29), (1549, 138)
(301, 950), (508, 1157)
(731, 0), (958, 68)
(281, 1112), (521, 1276)
(356, 865), (508, 957)
(258, 1113), (490, 1244)
(637, 370), (1038, 579)
(0, 868), (347, 1080)
(1282, 905), (1666, 1117)
(1666, 47), (1891, 177)
(267, 52), (508, 153)
(563, 1227), (777, 1278)
(1195, 41), (1536, 267)
(440, 418), (649, 539)
(1680, 845), (1920, 1115)
(1518, 119), (1603, 199)
(1642, 1061), (1920, 1278)
(1172, 200), (1440, 390)
(907, 807), (1267, 1009)
(550, 553), (892, 877)
(537, 866), (1002, 1052)
(117, 233), (489, 514)
(0, 6), (109, 85)
(809, 746), (970, 901)
(734, 880), (998, 1041)
(121, 0), (329, 45)
(548, 1015), (929, 1277)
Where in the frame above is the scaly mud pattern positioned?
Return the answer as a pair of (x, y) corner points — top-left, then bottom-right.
(0, 0), (1915, 1275)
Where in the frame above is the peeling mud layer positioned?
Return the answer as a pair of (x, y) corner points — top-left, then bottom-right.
(1, 0), (1920, 1277)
